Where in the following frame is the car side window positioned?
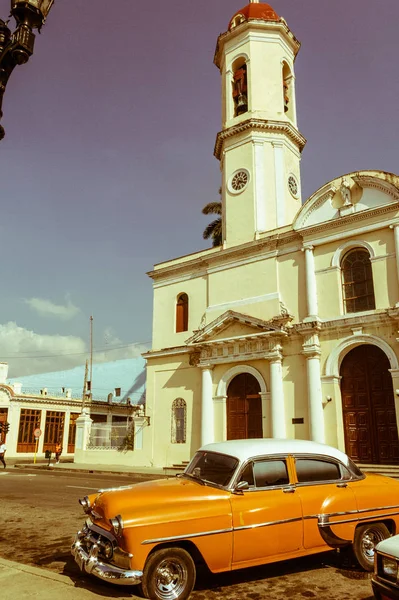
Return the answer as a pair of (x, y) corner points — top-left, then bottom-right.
(295, 459), (341, 483)
(238, 462), (255, 486)
(253, 459), (289, 488)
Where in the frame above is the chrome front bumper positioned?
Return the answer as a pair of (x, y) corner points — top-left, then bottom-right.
(71, 536), (142, 586)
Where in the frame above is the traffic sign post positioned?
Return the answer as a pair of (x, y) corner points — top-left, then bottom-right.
(33, 429), (42, 464)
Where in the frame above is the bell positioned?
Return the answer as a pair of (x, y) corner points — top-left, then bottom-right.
(236, 93), (248, 115)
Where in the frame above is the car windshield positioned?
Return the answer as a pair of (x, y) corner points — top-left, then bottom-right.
(183, 451), (239, 488)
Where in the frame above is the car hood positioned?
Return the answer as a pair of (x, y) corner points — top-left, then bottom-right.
(90, 476), (230, 528)
(376, 534), (399, 557)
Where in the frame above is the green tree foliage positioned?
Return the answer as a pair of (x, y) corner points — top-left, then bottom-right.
(202, 190), (222, 247)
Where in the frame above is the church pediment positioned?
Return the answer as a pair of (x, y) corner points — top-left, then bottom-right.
(186, 310), (287, 345)
(293, 170), (399, 230)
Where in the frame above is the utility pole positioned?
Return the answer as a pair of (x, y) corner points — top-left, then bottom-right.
(82, 359), (88, 412)
(89, 315), (93, 400)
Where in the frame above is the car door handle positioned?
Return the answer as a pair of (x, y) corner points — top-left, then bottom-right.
(336, 483), (347, 488)
(283, 487), (295, 493)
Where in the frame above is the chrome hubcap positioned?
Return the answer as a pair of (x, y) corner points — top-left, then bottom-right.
(362, 530), (383, 560)
(155, 558), (187, 600)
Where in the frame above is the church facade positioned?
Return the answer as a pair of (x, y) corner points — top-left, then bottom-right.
(143, 1), (399, 469)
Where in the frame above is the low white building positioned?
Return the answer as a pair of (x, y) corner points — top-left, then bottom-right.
(0, 361), (149, 462)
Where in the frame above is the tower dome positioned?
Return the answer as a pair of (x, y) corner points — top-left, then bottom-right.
(229, 2), (280, 31)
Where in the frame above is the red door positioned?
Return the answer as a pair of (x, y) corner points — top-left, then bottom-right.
(341, 345), (399, 464)
(227, 373), (262, 440)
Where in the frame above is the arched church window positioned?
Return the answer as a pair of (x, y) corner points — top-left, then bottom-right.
(282, 62), (293, 119)
(341, 248), (375, 313)
(171, 398), (186, 444)
(232, 60), (248, 117)
(176, 293), (189, 333)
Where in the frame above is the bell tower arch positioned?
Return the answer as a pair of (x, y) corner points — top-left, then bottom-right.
(214, 1), (306, 246)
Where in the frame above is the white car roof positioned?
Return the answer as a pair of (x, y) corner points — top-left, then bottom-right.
(199, 438), (350, 466)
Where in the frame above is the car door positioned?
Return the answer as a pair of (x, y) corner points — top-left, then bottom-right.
(293, 455), (358, 550)
(230, 456), (303, 569)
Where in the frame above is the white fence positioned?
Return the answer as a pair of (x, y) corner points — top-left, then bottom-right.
(88, 423), (134, 450)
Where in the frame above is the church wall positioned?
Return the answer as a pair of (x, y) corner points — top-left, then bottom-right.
(146, 354), (202, 467)
(224, 139), (256, 246)
(277, 249), (304, 320)
(282, 341), (310, 440)
(152, 276), (207, 350)
(208, 255), (279, 320)
(283, 143), (303, 220)
(223, 34), (293, 126)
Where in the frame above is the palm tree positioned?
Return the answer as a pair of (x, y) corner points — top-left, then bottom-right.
(202, 189), (222, 247)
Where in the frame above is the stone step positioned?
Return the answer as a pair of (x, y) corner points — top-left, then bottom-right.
(358, 464), (399, 479)
(163, 460), (190, 475)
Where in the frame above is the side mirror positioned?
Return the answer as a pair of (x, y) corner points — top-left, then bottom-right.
(233, 480), (249, 494)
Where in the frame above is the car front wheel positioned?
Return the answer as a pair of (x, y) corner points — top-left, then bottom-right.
(353, 522), (390, 571)
(140, 547), (196, 600)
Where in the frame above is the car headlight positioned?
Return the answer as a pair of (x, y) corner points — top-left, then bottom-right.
(110, 515), (124, 536)
(381, 556), (399, 583)
(79, 496), (91, 513)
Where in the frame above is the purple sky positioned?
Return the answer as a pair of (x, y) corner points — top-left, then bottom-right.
(0, 0), (398, 377)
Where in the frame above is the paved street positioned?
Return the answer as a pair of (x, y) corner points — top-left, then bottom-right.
(0, 469), (375, 599)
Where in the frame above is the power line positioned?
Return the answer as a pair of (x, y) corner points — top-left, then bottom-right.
(0, 340), (151, 360)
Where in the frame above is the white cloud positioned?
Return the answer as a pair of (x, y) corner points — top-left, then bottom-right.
(24, 296), (80, 320)
(0, 322), (87, 377)
(0, 322), (150, 378)
(97, 327), (149, 362)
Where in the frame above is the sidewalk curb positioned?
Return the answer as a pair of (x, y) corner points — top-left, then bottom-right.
(0, 557), (75, 587)
(12, 463), (169, 478)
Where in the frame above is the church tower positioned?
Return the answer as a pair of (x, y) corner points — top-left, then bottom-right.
(214, 0), (306, 247)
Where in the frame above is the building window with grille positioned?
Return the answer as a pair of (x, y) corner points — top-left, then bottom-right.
(43, 411), (65, 452)
(171, 399), (186, 444)
(341, 248), (376, 313)
(176, 293), (189, 333)
(17, 409), (42, 453)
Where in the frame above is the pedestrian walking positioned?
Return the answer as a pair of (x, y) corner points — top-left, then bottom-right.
(0, 440), (6, 469)
(55, 441), (62, 464)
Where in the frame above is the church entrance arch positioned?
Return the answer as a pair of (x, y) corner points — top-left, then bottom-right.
(227, 373), (262, 440)
(340, 344), (399, 465)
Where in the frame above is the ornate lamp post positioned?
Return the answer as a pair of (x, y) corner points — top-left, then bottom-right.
(0, 0), (54, 140)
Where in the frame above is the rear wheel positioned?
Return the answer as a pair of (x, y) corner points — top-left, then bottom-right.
(353, 522), (390, 571)
(140, 547), (196, 600)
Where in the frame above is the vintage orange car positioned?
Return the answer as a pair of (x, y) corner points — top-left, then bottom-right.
(71, 439), (399, 600)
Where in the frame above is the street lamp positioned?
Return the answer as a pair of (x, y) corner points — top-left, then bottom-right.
(0, 0), (54, 140)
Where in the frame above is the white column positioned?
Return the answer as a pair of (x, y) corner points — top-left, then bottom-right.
(303, 244), (318, 319)
(37, 409), (46, 454)
(273, 142), (285, 227)
(75, 410), (93, 452)
(133, 416), (145, 450)
(201, 366), (214, 446)
(269, 357), (286, 438)
(253, 139), (266, 232)
(390, 224), (399, 307)
(260, 392), (270, 437)
(306, 353), (325, 443)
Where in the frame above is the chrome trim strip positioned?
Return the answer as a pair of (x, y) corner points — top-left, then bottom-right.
(143, 504), (399, 547)
(319, 511), (399, 527)
(142, 527), (232, 546)
(304, 504), (399, 522)
(234, 516), (303, 532)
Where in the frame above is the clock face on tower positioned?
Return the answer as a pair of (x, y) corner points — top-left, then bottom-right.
(288, 174), (299, 198)
(229, 169), (250, 194)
